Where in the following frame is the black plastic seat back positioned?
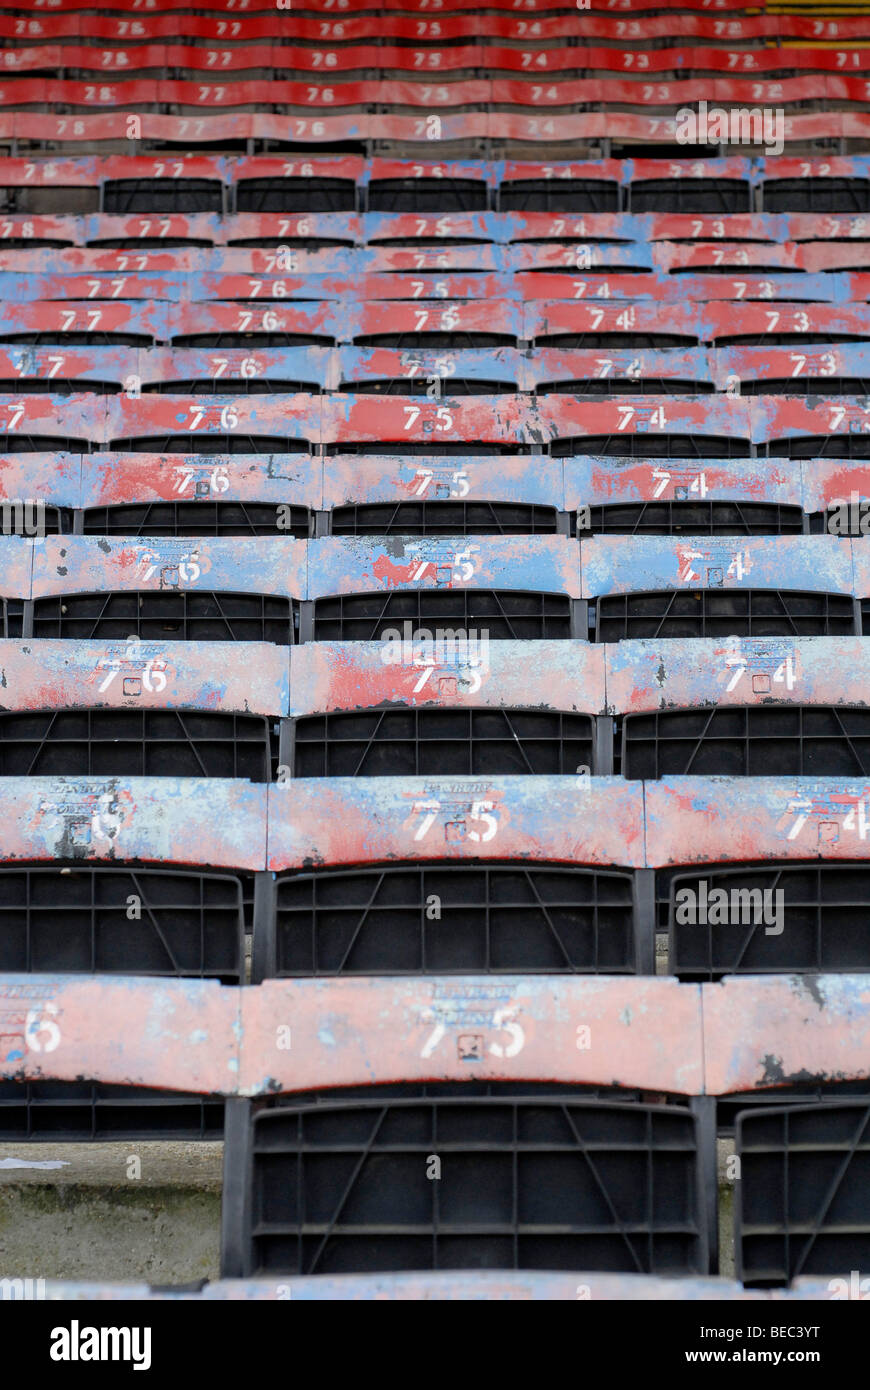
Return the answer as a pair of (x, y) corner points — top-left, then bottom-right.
(261, 860), (641, 977)
(737, 1102), (870, 1286)
(621, 706), (870, 779)
(594, 590), (856, 642)
(312, 590), (576, 641)
(657, 860), (870, 980)
(222, 1088), (711, 1276)
(31, 592), (298, 643)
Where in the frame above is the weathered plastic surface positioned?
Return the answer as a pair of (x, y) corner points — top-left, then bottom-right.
(752, 396), (870, 446)
(803, 460), (870, 516)
(318, 453), (561, 508)
(527, 302), (701, 341)
(240, 974), (701, 1096)
(566, 457), (800, 510)
(1, 969), (869, 1098)
(308, 535), (581, 598)
(0, 975), (238, 1094)
(541, 395), (753, 446)
(19, 113), (816, 147)
(0, 300), (165, 341)
(266, 775), (645, 871)
(79, 452), (322, 509)
(351, 300), (521, 341)
(189, 272), (519, 303)
(2, 348), (867, 413)
(363, 244), (503, 273)
(761, 155), (870, 182)
(138, 347), (333, 390)
(502, 158), (623, 185)
(0, 0), (775, 11)
(0, 153), (866, 193)
(26, 1274), (856, 1302)
(367, 157), (492, 186)
(3, 208), (868, 256)
(0, 345), (137, 388)
(0, 213), (83, 244)
(0, 393), (106, 443)
(362, 211), (497, 244)
(0, 640), (289, 716)
(321, 455), (564, 509)
(491, 76), (836, 103)
(784, 213), (870, 243)
(0, 776), (268, 868)
(0, 249), (211, 274)
(510, 242), (653, 272)
(645, 777), (870, 867)
(519, 270), (840, 304)
(30, 536), (306, 600)
(522, 348), (710, 390)
(674, 272), (841, 304)
(322, 394), (540, 446)
(105, 395), (321, 446)
(0, 10), (859, 59)
(846, 539), (870, 598)
(605, 638), (870, 714)
(507, 212), (640, 243)
(653, 243), (800, 273)
(0, 452), (80, 508)
(171, 302), (342, 344)
(712, 344), (869, 389)
(798, 244), (870, 274)
(26, 10), (805, 40)
(335, 346), (522, 390)
(0, 157), (100, 187)
(376, 78), (487, 105)
(289, 640), (605, 716)
(0, 536), (32, 599)
(2, 115), (865, 149)
(0, 271), (187, 303)
(0, 1), (849, 32)
(647, 213), (784, 243)
(632, 157), (752, 184)
(225, 213), (360, 246)
(581, 535), (853, 598)
(352, 273), (515, 303)
(518, 272), (665, 302)
(703, 975), (870, 1096)
(86, 213), (221, 245)
(702, 301), (870, 343)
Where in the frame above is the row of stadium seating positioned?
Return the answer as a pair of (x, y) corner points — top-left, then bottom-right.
(9, 637), (870, 780)
(5, 395), (870, 453)
(5, 11), (870, 38)
(11, 210), (870, 241)
(5, 453), (870, 528)
(12, 245), (870, 271)
(5, 769), (870, 973)
(4, 0), (870, 1299)
(11, 159), (870, 212)
(3, 968), (869, 1283)
(3, 538), (870, 639)
(3, 45), (870, 70)
(0, 0), (824, 12)
(9, 310), (870, 350)
(8, 76), (870, 105)
(3, 352), (870, 394)
(10, 270), (870, 297)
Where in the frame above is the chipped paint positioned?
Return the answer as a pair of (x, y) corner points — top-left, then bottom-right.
(266, 775), (645, 871)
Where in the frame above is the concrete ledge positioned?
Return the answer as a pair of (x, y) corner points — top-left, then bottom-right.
(0, 1184), (221, 1284)
(0, 1142), (223, 1189)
